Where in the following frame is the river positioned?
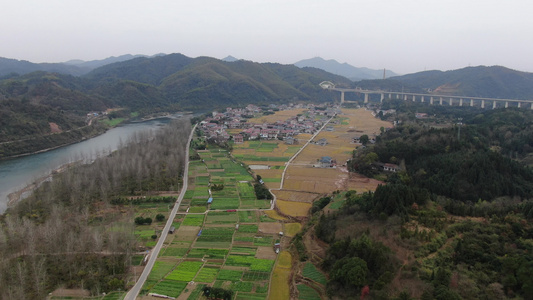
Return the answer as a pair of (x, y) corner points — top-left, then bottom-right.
(0, 117), (175, 213)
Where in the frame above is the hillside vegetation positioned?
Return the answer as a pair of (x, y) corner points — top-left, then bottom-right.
(312, 104), (533, 299)
(0, 54), (351, 158)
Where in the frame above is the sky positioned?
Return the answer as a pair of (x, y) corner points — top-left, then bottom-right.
(2, 0), (533, 74)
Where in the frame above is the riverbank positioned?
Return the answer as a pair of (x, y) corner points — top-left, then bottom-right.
(6, 162), (76, 209)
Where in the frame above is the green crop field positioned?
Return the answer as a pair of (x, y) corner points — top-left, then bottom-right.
(217, 269), (243, 281)
(237, 182), (256, 199)
(188, 206), (206, 213)
(230, 247), (257, 255)
(235, 293), (267, 300)
(206, 211), (238, 224)
(253, 236), (273, 246)
(297, 284), (321, 300)
(242, 271), (271, 281)
(186, 284), (206, 300)
(210, 198), (240, 209)
(182, 214), (205, 226)
(225, 255), (274, 272)
(150, 280), (187, 297)
(187, 248), (228, 259)
(238, 211), (257, 222)
(165, 261), (203, 282)
(238, 224), (258, 233)
(303, 262), (327, 285)
(230, 281), (254, 292)
(148, 261), (177, 282)
(197, 227), (234, 242)
(194, 266), (219, 283)
(160, 247), (189, 257)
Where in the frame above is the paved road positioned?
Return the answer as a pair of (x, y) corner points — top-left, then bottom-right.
(124, 124), (197, 300)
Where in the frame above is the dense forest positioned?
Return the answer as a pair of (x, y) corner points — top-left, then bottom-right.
(309, 103), (533, 299)
(0, 119), (191, 299)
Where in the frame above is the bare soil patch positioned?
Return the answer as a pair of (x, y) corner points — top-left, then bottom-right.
(272, 190), (319, 203)
(256, 246), (277, 260)
(259, 222), (282, 234)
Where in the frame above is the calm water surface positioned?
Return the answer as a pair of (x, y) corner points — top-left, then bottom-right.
(0, 118), (173, 213)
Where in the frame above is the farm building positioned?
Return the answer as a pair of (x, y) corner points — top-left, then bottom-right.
(233, 134), (244, 144)
(316, 138), (328, 146)
(169, 226), (176, 234)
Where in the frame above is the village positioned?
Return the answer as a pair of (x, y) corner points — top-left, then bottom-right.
(199, 103), (341, 146)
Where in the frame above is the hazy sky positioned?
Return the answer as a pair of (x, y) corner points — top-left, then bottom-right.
(2, 0), (532, 74)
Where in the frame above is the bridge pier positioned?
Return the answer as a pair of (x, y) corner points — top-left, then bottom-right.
(421, 96), (425, 103)
(531, 103), (533, 110)
(341, 91), (345, 104)
(380, 93), (385, 102)
(505, 101), (509, 108)
(459, 98), (463, 106)
(518, 102), (521, 108)
(364, 93), (369, 103)
(404, 94), (408, 101)
(430, 97), (434, 105)
(450, 98), (454, 106)
(439, 97), (443, 105)
(412, 95), (416, 102)
(470, 99), (474, 107)
(493, 101), (497, 109)
(481, 100), (485, 108)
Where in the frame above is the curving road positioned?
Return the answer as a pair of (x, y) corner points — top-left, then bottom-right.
(124, 124), (197, 300)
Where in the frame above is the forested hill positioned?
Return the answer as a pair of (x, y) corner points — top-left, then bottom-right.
(391, 65), (533, 99)
(0, 53), (351, 158)
(350, 106), (533, 203)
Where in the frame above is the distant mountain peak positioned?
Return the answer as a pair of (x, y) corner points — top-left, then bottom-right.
(294, 56), (398, 81)
(222, 55), (239, 62)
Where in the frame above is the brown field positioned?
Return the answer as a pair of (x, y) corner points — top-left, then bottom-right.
(175, 226), (200, 241)
(283, 223), (302, 237)
(256, 246), (277, 260)
(276, 200), (311, 217)
(283, 108), (391, 194)
(272, 190), (319, 203)
(248, 108), (307, 124)
(259, 222), (283, 234)
(263, 210), (288, 221)
(268, 251), (292, 300)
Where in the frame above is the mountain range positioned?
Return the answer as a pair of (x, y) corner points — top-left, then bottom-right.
(3, 52), (533, 158)
(0, 54), (160, 77)
(294, 57), (399, 81)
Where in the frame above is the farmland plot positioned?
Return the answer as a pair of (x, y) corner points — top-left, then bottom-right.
(165, 261), (203, 282)
(150, 280), (187, 297)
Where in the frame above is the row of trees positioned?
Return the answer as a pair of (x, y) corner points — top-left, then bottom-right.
(0, 119), (191, 299)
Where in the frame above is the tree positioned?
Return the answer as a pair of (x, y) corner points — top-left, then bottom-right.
(155, 214), (165, 222)
(331, 257), (368, 289)
(360, 134), (369, 145)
